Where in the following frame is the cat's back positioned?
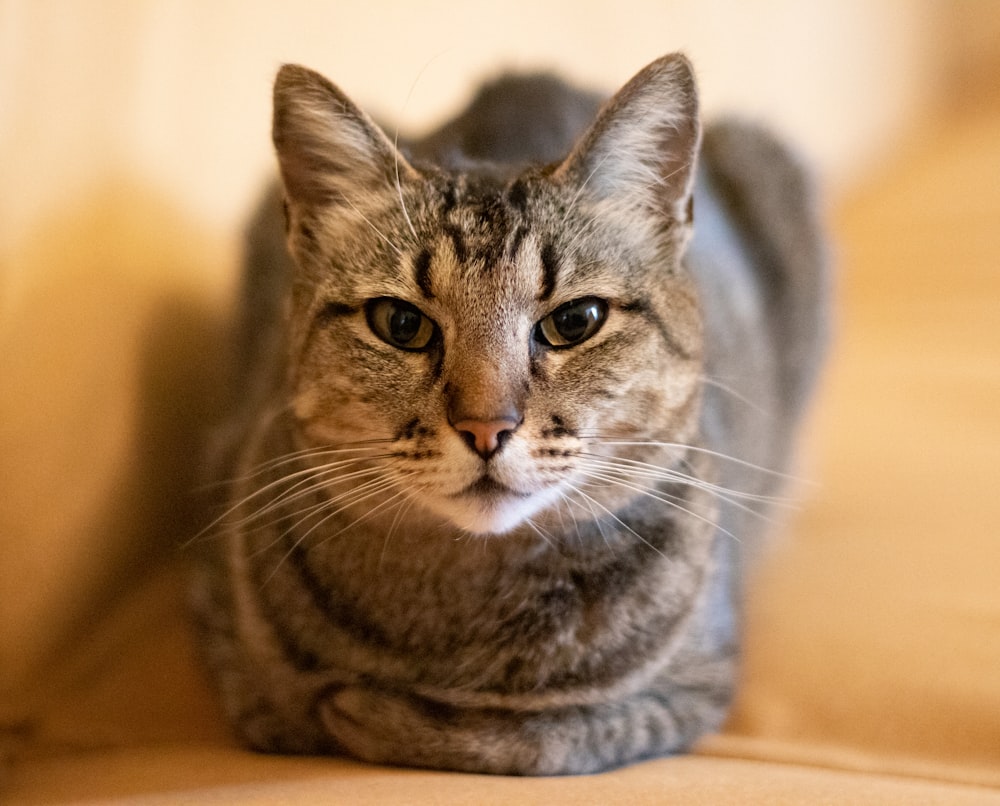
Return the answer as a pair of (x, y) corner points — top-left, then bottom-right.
(405, 73), (605, 170)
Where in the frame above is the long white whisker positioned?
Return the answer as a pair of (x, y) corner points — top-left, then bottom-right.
(342, 196), (403, 256)
(206, 455), (391, 527)
(577, 469), (739, 543)
(239, 465), (390, 532)
(579, 454), (788, 509)
(699, 376), (769, 418)
(555, 491), (587, 550)
(524, 517), (556, 548)
(240, 441), (393, 477)
(379, 495), (418, 569)
(391, 50), (453, 241)
(311, 483), (416, 550)
(579, 456), (780, 529)
(261, 476), (417, 584)
(567, 485), (665, 557)
(240, 452), (389, 499)
(393, 135), (417, 241)
(580, 440), (805, 486)
(248, 472), (404, 557)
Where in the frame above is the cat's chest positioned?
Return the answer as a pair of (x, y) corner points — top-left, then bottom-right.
(283, 519), (705, 691)
(313, 531), (591, 647)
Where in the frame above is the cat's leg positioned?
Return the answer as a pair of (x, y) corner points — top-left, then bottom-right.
(317, 658), (734, 775)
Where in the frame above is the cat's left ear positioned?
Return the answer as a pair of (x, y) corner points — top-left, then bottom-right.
(556, 53), (700, 227)
(272, 64), (419, 209)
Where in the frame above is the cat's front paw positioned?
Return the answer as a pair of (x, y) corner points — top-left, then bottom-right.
(318, 685), (553, 774)
(319, 686), (397, 764)
(318, 680), (725, 775)
(319, 685), (452, 768)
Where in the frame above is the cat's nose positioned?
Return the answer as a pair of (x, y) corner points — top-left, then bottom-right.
(451, 417), (521, 460)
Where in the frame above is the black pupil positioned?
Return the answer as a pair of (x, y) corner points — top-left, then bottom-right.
(555, 302), (597, 342)
(390, 305), (422, 344)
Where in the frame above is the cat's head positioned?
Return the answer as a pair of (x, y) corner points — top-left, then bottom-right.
(271, 54), (703, 536)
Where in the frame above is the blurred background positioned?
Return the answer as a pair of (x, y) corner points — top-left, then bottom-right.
(2, 0), (999, 769)
(4, 0), (999, 266)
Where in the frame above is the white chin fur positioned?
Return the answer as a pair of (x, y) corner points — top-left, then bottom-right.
(427, 487), (563, 536)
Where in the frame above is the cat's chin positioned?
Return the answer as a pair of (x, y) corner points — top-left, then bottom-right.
(429, 483), (563, 537)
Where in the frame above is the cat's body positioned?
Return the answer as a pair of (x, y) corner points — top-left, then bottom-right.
(193, 54), (827, 775)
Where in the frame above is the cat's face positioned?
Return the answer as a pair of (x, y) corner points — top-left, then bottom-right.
(274, 58), (702, 535)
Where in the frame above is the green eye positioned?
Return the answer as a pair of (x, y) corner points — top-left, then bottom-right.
(535, 297), (608, 348)
(365, 298), (437, 351)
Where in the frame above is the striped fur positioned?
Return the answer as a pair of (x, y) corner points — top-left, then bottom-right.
(192, 53), (828, 775)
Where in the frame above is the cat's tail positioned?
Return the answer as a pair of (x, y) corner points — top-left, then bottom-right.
(699, 120), (831, 419)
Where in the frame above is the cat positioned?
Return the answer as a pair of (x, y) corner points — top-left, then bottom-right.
(191, 52), (828, 775)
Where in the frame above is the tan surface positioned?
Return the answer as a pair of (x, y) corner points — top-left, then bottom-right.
(7, 746), (1000, 806)
(4, 70), (1000, 806)
(726, 105), (1000, 781)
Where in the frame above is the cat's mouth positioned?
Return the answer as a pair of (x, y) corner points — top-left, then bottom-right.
(455, 475), (531, 500)
(437, 473), (561, 535)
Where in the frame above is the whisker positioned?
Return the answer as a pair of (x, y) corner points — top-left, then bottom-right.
(579, 453), (789, 509)
(309, 482), (416, 551)
(379, 495), (418, 569)
(189, 448), (396, 549)
(226, 444), (391, 489)
(261, 476), (416, 585)
(389, 50), (456, 243)
(578, 456), (782, 531)
(393, 140), (418, 242)
(579, 439), (806, 486)
(247, 472), (404, 558)
(238, 465), (390, 534)
(576, 469), (739, 543)
(524, 517), (557, 548)
(566, 485), (665, 557)
(194, 455), (393, 540)
(699, 375), (769, 418)
(569, 487), (615, 552)
(552, 492), (586, 550)
(342, 196), (403, 256)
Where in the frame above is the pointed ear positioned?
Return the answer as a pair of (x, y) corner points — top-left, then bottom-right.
(557, 54), (700, 225)
(272, 64), (418, 208)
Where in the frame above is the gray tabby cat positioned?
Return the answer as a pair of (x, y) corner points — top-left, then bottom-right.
(192, 53), (828, 775)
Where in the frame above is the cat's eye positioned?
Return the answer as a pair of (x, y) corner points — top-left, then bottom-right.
(365, 297), (437, 351)
(535, 297), (609, 348)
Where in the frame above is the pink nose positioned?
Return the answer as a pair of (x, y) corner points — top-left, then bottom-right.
(452, 417), (520, 460)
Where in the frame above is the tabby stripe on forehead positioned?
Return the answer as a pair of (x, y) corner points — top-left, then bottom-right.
(444, 223), (468, 264)
(508, 224), (528, 263)
(539, 241), (560, 301)
(506, 178), (529, 213)
(440, 180), (458, 214)
(413, 248), (434, 299)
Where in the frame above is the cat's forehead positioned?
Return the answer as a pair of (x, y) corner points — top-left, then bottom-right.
(404, 170), (601, 306)
(415, 168), (585, 259)
(424, 170), (531, 223)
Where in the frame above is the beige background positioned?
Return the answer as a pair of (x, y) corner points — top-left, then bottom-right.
(3, 2), (1000, 799)
(0, 1), (976, 258)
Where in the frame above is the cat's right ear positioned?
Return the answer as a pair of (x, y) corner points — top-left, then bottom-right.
(555, 54), (700, 229)
(272, 65), (419, 209)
